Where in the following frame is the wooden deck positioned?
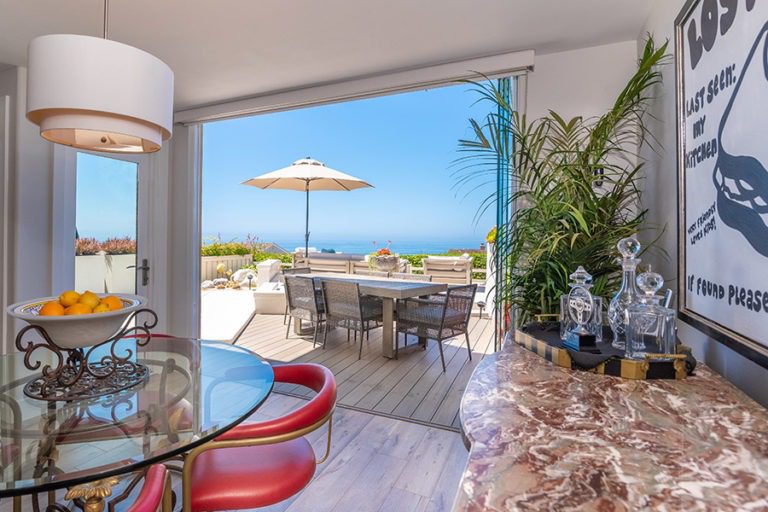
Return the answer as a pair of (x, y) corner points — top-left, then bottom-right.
(236, 313), (495, 431)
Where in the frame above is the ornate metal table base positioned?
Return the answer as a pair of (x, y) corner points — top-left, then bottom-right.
(15, 309), (158, 402)
(65, 477), (119, 512)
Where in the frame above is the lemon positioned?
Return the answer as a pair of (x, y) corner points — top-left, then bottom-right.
(93, 303), (111, 314)
(39, 301), (65, 316)
(59, 290), (81, 307)
(64, 303), (92, 315)
(78, 291), (100, 310)
(101, 296), (124, 311)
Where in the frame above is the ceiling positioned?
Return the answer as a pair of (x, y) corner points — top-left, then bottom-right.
(0, 0), (652, 110)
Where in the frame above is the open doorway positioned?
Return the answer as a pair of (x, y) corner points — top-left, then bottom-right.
(198, 79), (514, 429)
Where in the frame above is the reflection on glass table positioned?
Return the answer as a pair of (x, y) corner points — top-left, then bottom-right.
(0, 337), (274, 509)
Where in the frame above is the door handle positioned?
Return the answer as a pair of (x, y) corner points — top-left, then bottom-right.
(126, 258), (150, 286)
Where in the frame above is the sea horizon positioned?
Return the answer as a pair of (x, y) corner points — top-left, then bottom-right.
(203, 233), (486, 255)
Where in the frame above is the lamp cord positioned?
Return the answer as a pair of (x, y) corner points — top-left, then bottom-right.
(103, 0), (109, 39)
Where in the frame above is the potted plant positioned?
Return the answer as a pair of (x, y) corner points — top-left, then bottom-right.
(369, 240), (399, 272)
(455, 37), (670, 328)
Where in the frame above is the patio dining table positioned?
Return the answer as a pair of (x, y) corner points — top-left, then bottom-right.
(296, 273), (448, 358)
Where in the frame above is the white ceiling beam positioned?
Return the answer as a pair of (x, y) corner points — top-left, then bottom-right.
(174, 49), (534, 125)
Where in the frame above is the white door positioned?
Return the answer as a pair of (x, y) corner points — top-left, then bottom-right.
(52, 147), (157, 306)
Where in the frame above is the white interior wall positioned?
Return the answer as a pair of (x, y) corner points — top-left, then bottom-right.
(639, 0), (768, 406)
(526, 40), (639, 121)
(0, 66), (55, 351)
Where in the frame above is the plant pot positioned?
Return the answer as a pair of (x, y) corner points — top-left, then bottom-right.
(371, 255), (399, 272)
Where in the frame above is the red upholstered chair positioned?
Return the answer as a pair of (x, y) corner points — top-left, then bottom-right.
(127, 465), (173, 512)
(181, 363), (336, 512)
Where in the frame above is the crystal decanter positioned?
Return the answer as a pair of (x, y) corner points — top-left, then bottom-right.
(560, 266), (603, 342)
(626, 268), (677, 360)
(607, 237), (641, 349)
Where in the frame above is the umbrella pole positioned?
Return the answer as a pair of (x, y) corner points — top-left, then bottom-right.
(305, 183), (310, 257)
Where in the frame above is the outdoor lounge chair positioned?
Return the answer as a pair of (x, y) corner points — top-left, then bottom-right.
(422, 256), (472, 285)
(395, 284), (477, 372)
(321, 280), (383, 359)
(284, 275), (325, 347)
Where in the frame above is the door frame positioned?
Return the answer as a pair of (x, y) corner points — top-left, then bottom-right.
(51, 146), (169, 330)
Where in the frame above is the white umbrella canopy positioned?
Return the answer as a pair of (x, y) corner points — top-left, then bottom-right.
(242, 158), (373, 255)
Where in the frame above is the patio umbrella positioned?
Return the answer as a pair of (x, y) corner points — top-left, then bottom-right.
(242, 157), (373, 256)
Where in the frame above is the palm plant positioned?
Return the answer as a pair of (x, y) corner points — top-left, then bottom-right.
(455, 37), (670, 326)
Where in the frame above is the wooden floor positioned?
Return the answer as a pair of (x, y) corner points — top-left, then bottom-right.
(1, 394), (468, 512)
(236, 313), (495, 430)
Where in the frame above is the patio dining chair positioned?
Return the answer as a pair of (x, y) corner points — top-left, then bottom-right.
(353, 269), (389, 278)
(284, 275), (325, 347)
(282, 267), (311, 324)
(321, 280), (383, 359)
(390, 272), (432, 282)
(395, 284), (477, 372)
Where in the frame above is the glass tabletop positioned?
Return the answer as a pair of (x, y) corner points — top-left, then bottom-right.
(0, 337), (274, 496)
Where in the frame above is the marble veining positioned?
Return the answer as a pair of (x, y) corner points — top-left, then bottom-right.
(453, 333), (768, 511)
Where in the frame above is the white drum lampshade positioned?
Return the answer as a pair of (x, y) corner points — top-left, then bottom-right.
(26, 34), (174, 153)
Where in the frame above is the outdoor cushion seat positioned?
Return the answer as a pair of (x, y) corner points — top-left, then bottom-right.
(189, 438), (316, 511)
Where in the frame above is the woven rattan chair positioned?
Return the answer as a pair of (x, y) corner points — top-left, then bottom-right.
(395, 284), (477, 372)
(284, 275), (325, 347)
(353, 269), (389, 278)
(282, 267), (311, 324)
(390, 272), (432, 282)
(321, 280), (383, 359)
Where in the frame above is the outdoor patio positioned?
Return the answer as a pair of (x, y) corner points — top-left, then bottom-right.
(236, 313), (495, 430)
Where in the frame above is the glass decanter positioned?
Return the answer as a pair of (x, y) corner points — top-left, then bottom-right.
(560, 266), (603, 342)
(607, 237), (641, 349)
(626, 268), (677, 360)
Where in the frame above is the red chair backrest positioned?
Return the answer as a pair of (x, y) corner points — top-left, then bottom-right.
(218, 363), (336, 441)
(127, 465), (168, 512)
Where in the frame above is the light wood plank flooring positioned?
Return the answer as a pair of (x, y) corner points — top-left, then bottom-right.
(0, 394), (468, 512)
(236, 313), (495, 430)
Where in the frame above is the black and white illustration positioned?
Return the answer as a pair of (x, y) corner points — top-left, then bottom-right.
(677, 0), (768, 356)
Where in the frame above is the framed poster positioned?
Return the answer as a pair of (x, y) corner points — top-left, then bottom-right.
(676, 0), (768, 366)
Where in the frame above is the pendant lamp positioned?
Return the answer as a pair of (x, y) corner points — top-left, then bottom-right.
(25, 0), (174, 153)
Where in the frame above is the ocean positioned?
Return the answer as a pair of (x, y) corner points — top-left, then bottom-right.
(203, 235), (485, 255)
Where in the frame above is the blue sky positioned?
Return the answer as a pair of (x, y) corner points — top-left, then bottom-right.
(201, 82), (496, 250)
(76, 153), (137, 240)
(75, 82), (497, 252)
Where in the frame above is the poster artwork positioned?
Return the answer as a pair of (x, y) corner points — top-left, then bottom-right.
(678, 0), (768, 350)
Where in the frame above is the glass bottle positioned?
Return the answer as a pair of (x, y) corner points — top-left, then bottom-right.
(560, 266), (603, 342)
(607, 237), (641, 350)
(626, 268), (677, 360)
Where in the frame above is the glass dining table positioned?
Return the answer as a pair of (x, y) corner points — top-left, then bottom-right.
(0, 336), (274, 511)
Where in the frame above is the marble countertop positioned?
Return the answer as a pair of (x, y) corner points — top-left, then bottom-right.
(453, 332), (768, 511)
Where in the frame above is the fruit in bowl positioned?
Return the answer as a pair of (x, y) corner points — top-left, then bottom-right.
(8, 292), (147, 350)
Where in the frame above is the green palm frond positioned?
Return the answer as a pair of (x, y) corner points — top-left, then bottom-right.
(455, 36), (670, 326)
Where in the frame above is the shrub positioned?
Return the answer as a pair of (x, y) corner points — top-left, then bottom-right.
(75, 238), (102, 256)
(101, 237), (136, 254)
(252, 252), (293, 265)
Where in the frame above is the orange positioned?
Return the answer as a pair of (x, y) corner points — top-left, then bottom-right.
(39, 301), (65, 316)
(101, 296), (124, 311)
(78, 291), (100, 310)
(59, 290), (80, 307)
(64, 303), (92, 315)
(93, 303), (111, 314)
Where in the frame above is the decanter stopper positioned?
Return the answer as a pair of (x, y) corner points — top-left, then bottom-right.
(636, 267), (664, 299)
(617, 236), (641, 266)
(569, 266), (593, 288)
